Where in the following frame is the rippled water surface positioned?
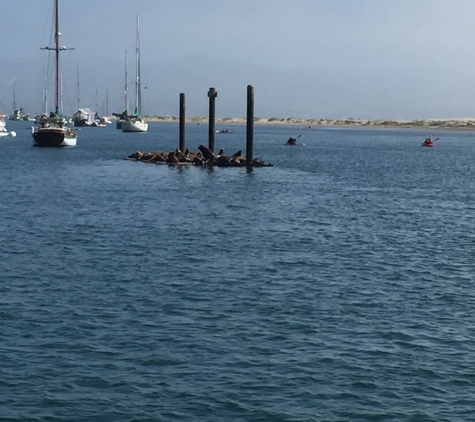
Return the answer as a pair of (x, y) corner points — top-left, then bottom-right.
(1, 121), (475, 421)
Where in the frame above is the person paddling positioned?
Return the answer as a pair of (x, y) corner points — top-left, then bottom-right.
(285, 134), (301, 145)
(422, 134), (438, 147)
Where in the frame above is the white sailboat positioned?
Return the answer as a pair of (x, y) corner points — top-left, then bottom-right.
(0, 113), (16, 137)
(122, 15), (148, 133)
(32, 0), (77, 147)
(0, 114), (6, 136)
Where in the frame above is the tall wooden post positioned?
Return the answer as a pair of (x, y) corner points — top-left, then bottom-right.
(208, 87), (217, 152)
(179, 93), (185, 151)
(246, 85), (254, 163)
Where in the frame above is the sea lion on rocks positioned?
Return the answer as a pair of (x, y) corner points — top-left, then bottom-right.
(198, 145), (216, 162)
(230, 155), (247, 165)
(216, 155), (231, 166)
(180, 151), (193, 163)
(191, 151), (205, 165)
(140, 152), (158, 161)
(150, 154), (166, 163)
(217, 148), (225, 156)
(167, 151), (180, 164)
(192, 156), (205, 166)
(251, 158), (265, 166)
(231, 150), (242, 157)
(125, 151), (143, 160)
(183, 149), (192, 161)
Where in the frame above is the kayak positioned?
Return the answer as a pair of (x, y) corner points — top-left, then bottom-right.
(421, 139), (434, 147)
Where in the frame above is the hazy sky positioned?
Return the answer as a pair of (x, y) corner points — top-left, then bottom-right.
(2, 0), (475, 119)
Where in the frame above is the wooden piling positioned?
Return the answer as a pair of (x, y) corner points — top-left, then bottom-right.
(246, 85), (254, 163)
(179, 93), (185, 152)
(208, 87), (217, 152)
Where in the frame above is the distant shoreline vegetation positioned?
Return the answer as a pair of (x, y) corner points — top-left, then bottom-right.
(132, 115), (475, 129)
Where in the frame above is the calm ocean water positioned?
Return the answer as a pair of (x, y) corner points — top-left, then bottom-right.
(1, 120), (475, 421)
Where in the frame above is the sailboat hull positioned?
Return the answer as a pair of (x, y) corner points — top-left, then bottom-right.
(33, 128), (77, 147)
(122, 119), (148, 132)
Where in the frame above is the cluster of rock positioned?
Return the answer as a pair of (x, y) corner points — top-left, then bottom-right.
(125, 145), (271, 167)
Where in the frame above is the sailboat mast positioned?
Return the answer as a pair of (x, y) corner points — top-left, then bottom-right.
(13, 80), (16, 112)
(41, 0), (74, 116)
(124, 50), (128, 112)
(54, 0), (60, 114)
(135, 15), (141, 116)
(42, 83), (48, 115)
(76, 66), (80, 110)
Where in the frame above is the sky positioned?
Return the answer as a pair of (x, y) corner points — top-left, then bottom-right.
(2, 0), (475, 120)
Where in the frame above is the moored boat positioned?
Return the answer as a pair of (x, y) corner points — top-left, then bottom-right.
(32, 115), (77, 146)
(122, 16), (148, 133)
(72, 108), (94, 127)
(32, 0), (77, 147)
(121, 116), (148, 132)
(0, 113), (17, 137)
(0, 113), (8, 137)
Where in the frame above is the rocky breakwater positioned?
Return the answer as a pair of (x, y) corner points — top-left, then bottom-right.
(124, 145), (272, 167)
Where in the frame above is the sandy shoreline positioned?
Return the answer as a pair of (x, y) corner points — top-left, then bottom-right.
(128, 115), (475, 130)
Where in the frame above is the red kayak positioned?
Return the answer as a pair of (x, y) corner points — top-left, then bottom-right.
(421, 139), (434, 147)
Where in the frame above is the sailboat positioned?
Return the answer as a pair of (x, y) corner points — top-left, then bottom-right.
(122, 16), (148, 133)
(32, 0), (77, 147)
(114, 51), (129, 129)
(0, 113), (16, 137)
(0, 114), (8, 137)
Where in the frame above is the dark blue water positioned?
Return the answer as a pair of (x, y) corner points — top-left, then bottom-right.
(1, 121), (475, 421)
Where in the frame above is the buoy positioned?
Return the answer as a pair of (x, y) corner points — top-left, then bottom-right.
(9, 131), (16, 137)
